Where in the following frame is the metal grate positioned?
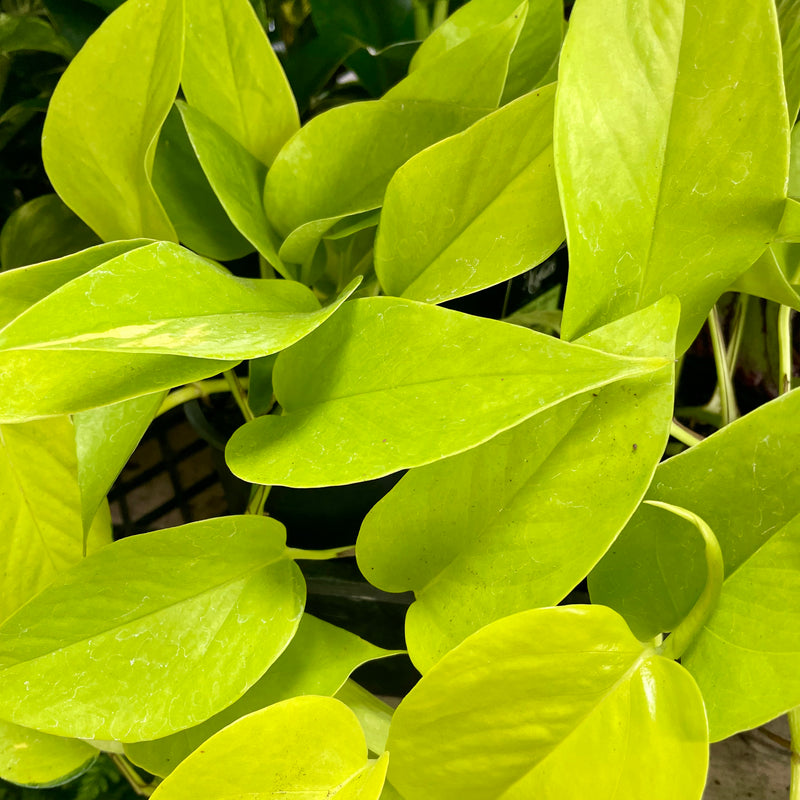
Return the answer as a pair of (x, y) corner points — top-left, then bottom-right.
(108, 407), (229, 537)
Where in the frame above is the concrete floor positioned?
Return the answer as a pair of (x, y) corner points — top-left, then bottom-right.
(704, 718), (792, 799)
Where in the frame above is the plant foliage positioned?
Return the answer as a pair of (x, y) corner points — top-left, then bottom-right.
(0, 0), (799, 797)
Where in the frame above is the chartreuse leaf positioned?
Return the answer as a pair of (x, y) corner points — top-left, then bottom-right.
(152, 106), (253, 262)
(589, 389), (800, 739)
(0, 720), (96, 788)
(124, 614), (398, 777)
(73, 393), (165, 532)
(0, 195), (100, 271)
(556, 0), (788, 353)
(0, 240), (149, 326)
(0, 242), (357, 421)
(0, 417), (108, 788)
(0, 516), (305, 741)
(182, 0), (298, 166)
(387, 606), (708, 800)
(376, 83), (563, 304)
(778, 0), (800, 122)
(410, 0), (562, 104)
(357, 298), (677, 671)
(264, 4), (527, 252)
(41, 0), (182, 242)
(0, 417), (112, 622)
(150, 696), (387, 800)
(731, 244), (800, 311)
(177, 101), (289, 277)
(334, 681), (394, 757)
(225, 297), (673, 488)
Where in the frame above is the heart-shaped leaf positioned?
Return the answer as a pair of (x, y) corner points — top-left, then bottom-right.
(556, 0), (788, 353)
(376, 83), (563, 304)
(42, 0), (182, 241)
(150, 696), (387, 800)
(264, 5), (526, 250)
(0, 516), (305, 741)
(590, 389), (800, 739)
(226, 296), (675, 488)
(124, 614), (398, 777)
(182, 0), (298, 166)
(0, 242), (356, 421)
(358, 299), (677, 670)
(386, 606), (708, 800)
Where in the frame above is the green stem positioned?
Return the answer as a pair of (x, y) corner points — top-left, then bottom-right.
(500, 279), (513, 319)
(708, 305), (739, 426)
(156, 378), (236, 417)
(432, 0), (449, 29)
(247, 483), (271, 516)
(670, 419), (704, 448)
(647, 501), (724, 661)
(726, 293), (750, 372)
(286, 545), (356, 561)
(224, 370), (254, 422)
(790, 709), (800, 800)
(779, 304), (794, 396)
(258, 254), (276, 279)
(109, 754), (155, 797)
(413, 1), (430, 38)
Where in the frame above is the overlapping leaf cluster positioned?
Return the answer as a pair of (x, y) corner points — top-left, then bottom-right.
(0, 0), (798, 797)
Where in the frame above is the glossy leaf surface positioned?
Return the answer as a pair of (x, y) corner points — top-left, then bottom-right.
(0, 195), (100, 271)
(410, 0), (562, 103)
(0, 417), (111, 621)
(73, 393), (165, 531)
(152, 106), (253, 262)
(226, 297), (674, 488)
(358, 299), (677, 670)
(376, 84), (563, 303)
(183, 0), (298, 166)
(556, 0), (788, 353)
(590, 389), (800, 739)
(42, 0), (182, 241)
(0, 720), (95, 788)
(125, 614), (396, 777)
(732, 245), (800, 310)
(778, 0), (800, 121)
(0, 241), (149, 327)
(150, 696), (387, 800)
(264, 6), (526, 243)
(177, 101), (288, 276)
(0, 239), (355, 420)
(0, 240), (351, 357)
(0, 516), (305, 741)
(387, 606), (708, 800)
(334, 681), (394, 757)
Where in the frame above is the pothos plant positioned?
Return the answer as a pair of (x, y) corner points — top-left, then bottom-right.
(0, 0), (799, 797)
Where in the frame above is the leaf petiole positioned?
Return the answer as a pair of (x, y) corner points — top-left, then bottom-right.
(707, 305), (739, 426)
(646, 501), (724, 661)
(286, 545), (357, 561)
